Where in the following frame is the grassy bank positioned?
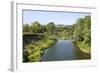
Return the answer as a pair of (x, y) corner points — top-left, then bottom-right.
(73, 41), (91, 54)
(23, 37), (57, 62)
(73, 40), (91, 59)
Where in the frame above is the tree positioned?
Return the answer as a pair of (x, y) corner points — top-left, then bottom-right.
(73, 18), (84, 41)
(23, 24), (31, 33)
(73, 15), (91, 49)
(41, 25), (46, 33)
(83, 16), (91, 46)
(46, 22), (55, 35)
(31, 21), (41, 33)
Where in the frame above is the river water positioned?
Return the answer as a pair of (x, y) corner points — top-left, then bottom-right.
(41, 40), (90, 61)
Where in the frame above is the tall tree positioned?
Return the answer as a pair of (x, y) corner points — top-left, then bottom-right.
(46, 22), (55, 35)
(31, 21), (41, 33)
(73, 15), (91, 49)
(23, 24), (31, 33)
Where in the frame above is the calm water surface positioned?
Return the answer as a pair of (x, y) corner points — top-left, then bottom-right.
(41, 40), (90, 61)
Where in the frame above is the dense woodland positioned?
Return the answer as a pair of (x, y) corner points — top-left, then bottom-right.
(73, 16), (91, 53)
(23, 15), (91, 62)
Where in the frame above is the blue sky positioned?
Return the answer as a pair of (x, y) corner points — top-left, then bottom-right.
(23, 10), (90, 25)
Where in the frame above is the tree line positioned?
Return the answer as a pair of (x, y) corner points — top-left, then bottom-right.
(23, 15), (91, 62)
(73, 15), (91, 53)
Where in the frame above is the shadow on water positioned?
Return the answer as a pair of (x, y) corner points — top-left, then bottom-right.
(73, 42), (91, 60)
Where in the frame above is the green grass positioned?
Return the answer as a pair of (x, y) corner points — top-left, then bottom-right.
(23, 37), (56, 62)
(75, 41), (91, 54)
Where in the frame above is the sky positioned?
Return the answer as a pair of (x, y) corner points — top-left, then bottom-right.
(23, 10), (90, 25)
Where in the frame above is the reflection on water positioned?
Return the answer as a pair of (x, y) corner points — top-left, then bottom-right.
(41, 40), (90, 61)
(74, 43), (91, 59)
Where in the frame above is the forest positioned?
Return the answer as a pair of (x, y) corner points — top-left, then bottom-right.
(23, 15), (91, 62)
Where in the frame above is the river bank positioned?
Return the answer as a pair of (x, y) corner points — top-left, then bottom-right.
(73, 41), (90, 54)
(79, 48), (90, 54)
(23, 37), (57, 62)
(73, 41), (91, 59)
(42, 39), (91, 61)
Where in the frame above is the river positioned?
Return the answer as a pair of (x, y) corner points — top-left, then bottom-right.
(41, 40), (90, 61)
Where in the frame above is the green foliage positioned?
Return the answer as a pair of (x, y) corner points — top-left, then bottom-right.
(73, 16), (91, 50)
(46, 22), (55, 35)
(41, 25), (46, 33)
(31, 21), (42, 33)
(23, 37), (56, 62)
(23, 15), (91, 62)
(23, 24), (31, 33)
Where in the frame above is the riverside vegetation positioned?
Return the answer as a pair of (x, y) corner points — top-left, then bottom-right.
(23, 15), (91, 62)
